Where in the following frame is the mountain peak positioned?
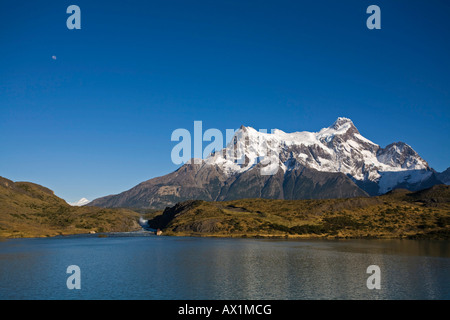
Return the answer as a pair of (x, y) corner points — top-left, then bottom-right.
(378, 142), (429, 171)
(330, 117), (358, 133)
(237, 125), (259, 133)
(69, 198), (91, 206)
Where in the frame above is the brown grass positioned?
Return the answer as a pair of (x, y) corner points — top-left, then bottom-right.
(0, 177), (141, 238)
(151, 187), (450, 239)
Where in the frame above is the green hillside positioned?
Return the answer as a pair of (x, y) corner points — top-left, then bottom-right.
(0, 177), (141, 238)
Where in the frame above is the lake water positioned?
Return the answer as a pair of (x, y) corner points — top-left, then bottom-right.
(0, 233), (449, 300)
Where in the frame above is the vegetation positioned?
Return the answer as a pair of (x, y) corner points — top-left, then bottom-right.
(2, 174), (449, 240)
(148, 185), (450, 239)
(0, 177), (141, 238)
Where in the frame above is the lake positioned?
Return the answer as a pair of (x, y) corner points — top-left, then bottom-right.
(0, 233), (449, 300)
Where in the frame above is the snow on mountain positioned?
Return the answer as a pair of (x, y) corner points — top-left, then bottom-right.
(204, 117), (432, 194)
(89, 117), (443, 209)
(68, 198), (91, 206)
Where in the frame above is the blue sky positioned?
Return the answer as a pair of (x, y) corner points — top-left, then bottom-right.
(1, 0), (449, 203)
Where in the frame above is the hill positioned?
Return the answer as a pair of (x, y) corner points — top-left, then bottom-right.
(147, 185), (450, 239)
(0, 177), (141, 238)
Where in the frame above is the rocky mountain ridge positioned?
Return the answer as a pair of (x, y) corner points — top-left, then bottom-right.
(89, 118), (444, 209)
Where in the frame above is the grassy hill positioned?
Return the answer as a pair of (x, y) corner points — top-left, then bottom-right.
(0, 177), (141, 238)
(147, 185), (450, 239)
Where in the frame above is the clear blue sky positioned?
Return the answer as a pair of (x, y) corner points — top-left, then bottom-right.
(1, 0), (449, 203)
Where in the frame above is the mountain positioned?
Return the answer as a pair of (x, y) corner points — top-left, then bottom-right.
(437, 167), (450, 185)
(0, 176), (140, 238)
(68, 198), (91, 206)
(146, 185), (450, 239)
(90, 117), (443, 209)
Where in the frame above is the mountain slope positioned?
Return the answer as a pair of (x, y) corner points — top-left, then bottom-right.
(437, 167), (450, 185)
(90, 117), (443, 209)
(90, 164), (368, 209)
(0, 176), (140, 238)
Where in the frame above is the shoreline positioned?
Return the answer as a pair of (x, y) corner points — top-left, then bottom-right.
(2, 229), (449, 241)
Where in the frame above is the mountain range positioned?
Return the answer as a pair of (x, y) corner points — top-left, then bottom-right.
(89, 117), (447, 209)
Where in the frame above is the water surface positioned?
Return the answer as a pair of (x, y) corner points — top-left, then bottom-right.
(0, 233), (448, 299)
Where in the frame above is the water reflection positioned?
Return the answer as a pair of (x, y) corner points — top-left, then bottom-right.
(0, 236), (448, 299)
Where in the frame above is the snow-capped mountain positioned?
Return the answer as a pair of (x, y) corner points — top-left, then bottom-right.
(68, 198), (91, 206)
(89, 117), (443, 209)
(205, 117), (433, 194)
